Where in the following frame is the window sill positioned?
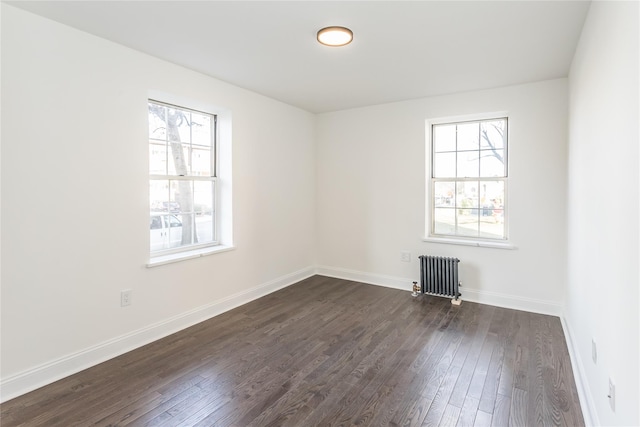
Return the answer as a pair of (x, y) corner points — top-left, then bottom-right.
(147, 244), (235, 267)
(422, 236), (516, 250)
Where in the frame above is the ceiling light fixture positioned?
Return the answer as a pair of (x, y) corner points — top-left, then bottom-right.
(317, 26), (353, 47)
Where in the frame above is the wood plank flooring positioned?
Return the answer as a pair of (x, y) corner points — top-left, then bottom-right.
(0, 275), (584, 426)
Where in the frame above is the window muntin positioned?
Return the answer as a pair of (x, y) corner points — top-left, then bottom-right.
(430, 117), (508, 241)
(149, 100), (217, 255)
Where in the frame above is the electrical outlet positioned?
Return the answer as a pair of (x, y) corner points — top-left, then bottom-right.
(400, 251), (411, 263)
(121, 289), (132, 307)
(608, 378), (615, 411)
(592, 338), (597, 364)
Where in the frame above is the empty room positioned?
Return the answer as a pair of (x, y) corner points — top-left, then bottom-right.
(1, 1), (638, 426)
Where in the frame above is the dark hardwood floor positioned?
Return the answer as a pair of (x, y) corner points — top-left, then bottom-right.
(0, 275), (584, 426)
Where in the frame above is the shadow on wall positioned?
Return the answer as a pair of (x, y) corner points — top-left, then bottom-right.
(459, 261), (480, 293)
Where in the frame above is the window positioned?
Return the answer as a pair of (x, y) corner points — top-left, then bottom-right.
(428, 116), (508, 242)
(148, 100), (217, 255)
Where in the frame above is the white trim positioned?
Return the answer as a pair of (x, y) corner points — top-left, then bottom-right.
(460, 287), (562, 316)
(560, 314), (600, 427)
(422, 236), (517, 250)
(0, 266), (315, 403)
(147, 244), (235, 267)
(316, 266), (561, 316)
(315, 265), (412, 292)
(427, 111), (510, 126)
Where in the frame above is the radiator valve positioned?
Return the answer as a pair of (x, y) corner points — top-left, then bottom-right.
(411, 281), (419, 297)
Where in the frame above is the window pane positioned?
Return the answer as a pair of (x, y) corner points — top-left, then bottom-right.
(480, 120), (506, 150)
(480, 217), (505, 239)
(457, 122), (479, 151)
(481, 181), (504, 214)
(456, 181), (479, 209)
(194, 181), (214, 243)
(150, 213), (168, 252)
(456, 209), (479, 237)
(480, 181), (504, 205)
(457, 150), (479, 178)
(194, 181), (214, 215)
(479, 149), (505, 177)
(167, 108), (191, 143)
(191, 148), (211, 176)
(167, 214), (182, 228)
(168, 214), (190, 247)
(434, 181), (455, 207)
(195, 213), (214, 244)
(149, 143), (167, 175)
(479, 180), (505, 239)
(150, 180), (169, 212)
(434, 153), (456, 178)
(434, 124), (456, 152)
(192, 114), (212, 147)
(168, 143), (189, 176)
(434, 208), (455, 235)
(170, 180), (193, 214)
(150, 182), (215, 250)
(149, 215), (162, 230)
(148, 104), (167, 141)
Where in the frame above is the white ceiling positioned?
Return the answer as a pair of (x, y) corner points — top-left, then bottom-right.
(7, 1), (591, 113)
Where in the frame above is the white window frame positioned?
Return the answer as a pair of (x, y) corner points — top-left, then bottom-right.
(423, 112), (516, 250)
(147, 98), (233, 266)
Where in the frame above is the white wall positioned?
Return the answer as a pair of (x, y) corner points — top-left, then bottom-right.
(566, 1), (639, 425)
(3, 3), (638, 422)
(0, 4), (316, 400)
(316, 79), (569, 314)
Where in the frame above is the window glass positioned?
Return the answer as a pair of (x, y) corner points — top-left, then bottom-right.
(149, 101), (217, 255)
(434, 125), (456, 152)
(149, 143), (167, 175)
(430, 117), (508, 241)
(150, 216), (163, 230)
(433, 153), (456, 178)
(456, 122), (480, 151)
(456, 150), (479, 178)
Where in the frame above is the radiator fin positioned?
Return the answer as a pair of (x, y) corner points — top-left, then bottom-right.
(419, 255), (460, 299)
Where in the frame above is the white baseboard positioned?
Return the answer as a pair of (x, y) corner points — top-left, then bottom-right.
(560, 314), (600, 427)
(460, 287), (563, 316)
(315, 265), (412, 292)
(316, 266), (562, 316)
(0, 266), (315, 403)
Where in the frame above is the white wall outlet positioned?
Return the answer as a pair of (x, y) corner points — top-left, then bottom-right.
(608, 378), (615, 411)
(591, 338), (597, 364)
(400, 251), (411, 262)
(121, 289), (132, 307)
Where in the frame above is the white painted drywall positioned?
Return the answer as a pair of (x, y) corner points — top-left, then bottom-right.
(1, 3), (316, 391)
(566, 1), (640, 425)
(316, 79), (569, 313)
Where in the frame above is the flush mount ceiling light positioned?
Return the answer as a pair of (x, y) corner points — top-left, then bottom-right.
(317, 26), (353, 47)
